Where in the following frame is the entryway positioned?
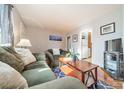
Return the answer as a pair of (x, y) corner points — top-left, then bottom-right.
(81, 31), (92, 62)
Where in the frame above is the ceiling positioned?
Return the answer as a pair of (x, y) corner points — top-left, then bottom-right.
(14, 4), (121, 33)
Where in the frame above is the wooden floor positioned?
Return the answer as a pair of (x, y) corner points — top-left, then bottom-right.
(96, 67), (123, 89)
(60, 65), (123, 89)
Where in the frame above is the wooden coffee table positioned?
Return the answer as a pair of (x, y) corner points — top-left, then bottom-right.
(59, 58), (99, 87)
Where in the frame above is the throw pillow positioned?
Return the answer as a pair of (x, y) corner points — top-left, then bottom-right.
(2, 46), (21, 58)
(0, 61), (28, 89)
(52, 48), (60, 55)
(15, 48), (36, 66)
(0, 47), (24, 72)
(2, 46), (25, 65)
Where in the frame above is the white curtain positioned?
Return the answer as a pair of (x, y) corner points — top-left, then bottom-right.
(0, 4), (14, 46)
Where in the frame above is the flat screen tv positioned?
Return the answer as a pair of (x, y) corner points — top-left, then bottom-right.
(105, 38), (123, 52)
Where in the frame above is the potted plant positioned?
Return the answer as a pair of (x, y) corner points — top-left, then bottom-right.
(66, 49), (79, 62)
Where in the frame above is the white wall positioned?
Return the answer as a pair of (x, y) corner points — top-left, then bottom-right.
(26, 26), (66, 53)
(68, 7), (123, 67)
(12, 7), (66, 53)
(92, 8), (123, 67)
(12, 7), (26, 46)
(66, 24), (93, 59)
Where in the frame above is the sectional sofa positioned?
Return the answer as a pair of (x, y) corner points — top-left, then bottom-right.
(0, 46), (86, 89)
(45, 49), (68, 68)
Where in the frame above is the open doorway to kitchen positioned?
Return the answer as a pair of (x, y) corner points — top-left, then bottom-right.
(81, 32), (92, 62)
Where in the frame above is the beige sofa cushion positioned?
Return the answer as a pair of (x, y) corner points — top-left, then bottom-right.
(0, 61), (28, 89)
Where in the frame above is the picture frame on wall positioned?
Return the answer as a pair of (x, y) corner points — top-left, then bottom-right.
(72, 34), (78, 42)
(100, 22), (115, 35)
(49, 35), (62, 41)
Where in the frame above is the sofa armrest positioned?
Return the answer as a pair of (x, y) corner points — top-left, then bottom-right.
(45, 51), (55, 68)
(33, 52), (46, 61)
(29, 76), (87, 89)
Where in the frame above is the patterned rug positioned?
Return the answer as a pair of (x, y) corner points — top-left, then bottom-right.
(52, 67), (65, 78)
(52, 67), (114, 89)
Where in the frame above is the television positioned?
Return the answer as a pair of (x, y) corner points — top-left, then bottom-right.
(105, 38), (123, 53)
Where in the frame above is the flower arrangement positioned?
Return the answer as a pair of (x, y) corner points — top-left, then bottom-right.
(66, 49), (80, 62)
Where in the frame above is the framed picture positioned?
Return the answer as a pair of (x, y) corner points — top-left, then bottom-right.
(49, 35), (62, 41)
(72, 34), (78, 42)
(100, 22), (115, 35)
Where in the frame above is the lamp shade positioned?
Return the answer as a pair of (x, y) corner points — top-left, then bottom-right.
(17, 39), (32, 47)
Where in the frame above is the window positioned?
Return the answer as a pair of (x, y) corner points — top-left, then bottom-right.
(0, 4), (13, 46)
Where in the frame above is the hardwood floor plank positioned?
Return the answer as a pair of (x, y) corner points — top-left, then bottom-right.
(60, 66), (123, 89)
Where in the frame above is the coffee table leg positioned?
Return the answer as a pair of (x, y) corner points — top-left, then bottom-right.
(95, 67), (98, 82)
(81, 72), (85, 83)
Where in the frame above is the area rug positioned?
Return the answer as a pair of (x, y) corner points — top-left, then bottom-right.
(52, 67), (114, 89)
(52, 67), (65, 78)
(88, 80), (114, 89)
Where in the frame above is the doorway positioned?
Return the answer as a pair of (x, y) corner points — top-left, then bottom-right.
(67, 36), (71, 51)
(81, 32), (92, 62)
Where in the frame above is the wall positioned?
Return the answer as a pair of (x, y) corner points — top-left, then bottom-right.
(92, 8), (123, 67)
(66, 24), (93, 59)
(68, 7), (123, 67)
(12, 7), (66, 53)
(26, 26), (66, 53)
(12, 7), (26, 46)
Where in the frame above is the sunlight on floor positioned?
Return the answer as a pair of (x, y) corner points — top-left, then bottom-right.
(82, 57), (92, 63)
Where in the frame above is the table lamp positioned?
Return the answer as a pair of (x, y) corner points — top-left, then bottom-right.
(16, 39), (32, 48)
